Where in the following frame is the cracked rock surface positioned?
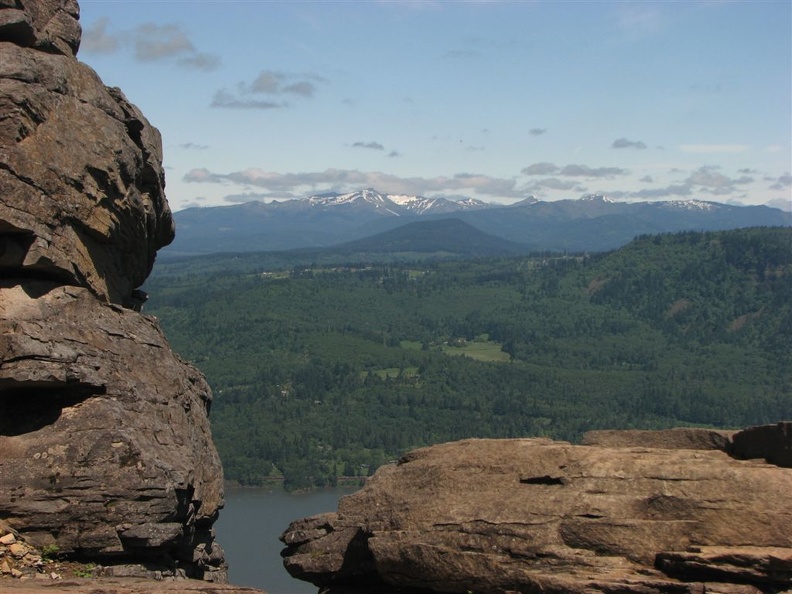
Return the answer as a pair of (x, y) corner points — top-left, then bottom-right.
(1, 1), (173, 308)
(281, 426), (792, 594)
(1, 0), (228, 584)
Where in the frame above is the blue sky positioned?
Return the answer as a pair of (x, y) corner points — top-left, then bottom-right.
(78, 0), (791, 212)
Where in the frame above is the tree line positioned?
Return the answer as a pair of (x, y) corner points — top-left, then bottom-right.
(145, 227), (792, 490)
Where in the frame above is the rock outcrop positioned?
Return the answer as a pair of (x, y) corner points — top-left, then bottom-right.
(1, 0), (173, 309)
(1, 0), (226, 583)
(281, 424), (792, 594)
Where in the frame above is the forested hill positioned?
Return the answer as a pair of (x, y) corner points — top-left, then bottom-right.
(145, 227), (792, 490)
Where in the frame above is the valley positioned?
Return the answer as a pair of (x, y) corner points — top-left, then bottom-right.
(145, 227), (792, 490)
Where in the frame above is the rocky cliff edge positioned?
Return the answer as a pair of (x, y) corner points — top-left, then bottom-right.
(282, 423), (792, 594)
(0, 0), (233, 586)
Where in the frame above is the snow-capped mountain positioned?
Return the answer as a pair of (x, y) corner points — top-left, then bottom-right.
(658, 199), (719, 211)
(164, 190), (791, 257)
(305, 188), (492, 216)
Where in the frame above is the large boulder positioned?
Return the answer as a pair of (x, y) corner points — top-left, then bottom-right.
(0, 0), (226, 583)
(0, 3), (173, 308)
(0, 281), (226, 579)
(0, 0), (81, 57)
(281, 427), (792, 594)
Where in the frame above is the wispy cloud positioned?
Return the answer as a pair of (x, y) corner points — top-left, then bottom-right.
(249, 71), (322, 97)
(522, 162), (559, 175)
(81, 17), (119, 54)
(769, 173), (792, 191)
(352, 141), (385, 150)
(179, 53), (221, 71)
(80, 19), (220, 71)
(625, 165), (757, 200)
(612, 137), (647, 150)
(184, 167), (519, 198)
(558, 164), (628, 177)
(687, 165), (748, 188)
(212, 70), (325, 109)
(685, 165), (752, 195)
(521, 162), (628, 177)
(522, 178), (586, 192)
(529, 128), (547, 136)
(134, 23), (193, 61)
(210, 90), (280, 110)
(178, 142), (210, 150)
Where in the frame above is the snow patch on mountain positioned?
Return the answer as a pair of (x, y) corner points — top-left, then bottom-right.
(580, 194), (616, 203)
(659, 200), (721, 211)
(303, 189), (494, 216)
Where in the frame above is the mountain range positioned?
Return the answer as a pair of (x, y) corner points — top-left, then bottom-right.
(162, 189), (791, 257)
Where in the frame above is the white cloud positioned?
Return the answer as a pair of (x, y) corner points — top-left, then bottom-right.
(612, 137), (647, 150)
(247, 70), (323, 97)
(352, 141), (385, 150)
(134, 23), (195, 61)
(523, 178), (584, 192)
(179, 53), (221, 72)
(81, 18), (119, 54)
(211, 70), (324, 109)
(686, 165), (734, 188)
(558, 164), (628, 177)
(521, 162), (559, 175)
(81, 20), (219, 71)
(522, 162), (627, 178)
(769, 174), (792, 191)
(183, 167), (520, 198)
(210, 90), (280, 110)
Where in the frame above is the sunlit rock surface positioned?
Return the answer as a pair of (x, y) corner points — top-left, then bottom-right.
(1, 0), (173, 308)
(0, 0), (228, 583)
(282, 424), (792, 594)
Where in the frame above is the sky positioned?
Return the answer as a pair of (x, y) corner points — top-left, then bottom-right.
(77, 0), (791, 213)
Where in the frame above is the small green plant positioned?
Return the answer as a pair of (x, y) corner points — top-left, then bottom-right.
(73, 563), (96, 578)
(41, 544), (59, 561)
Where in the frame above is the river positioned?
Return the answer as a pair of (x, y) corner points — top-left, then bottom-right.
(214, 486), (359, 593)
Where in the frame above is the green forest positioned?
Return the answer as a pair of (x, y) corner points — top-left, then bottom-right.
(145, 227), (792, 490)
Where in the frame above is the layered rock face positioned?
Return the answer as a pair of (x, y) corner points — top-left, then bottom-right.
(0, 0), (173, 308)
(282, 424), (792, 594)
(0, 0), (225, 581)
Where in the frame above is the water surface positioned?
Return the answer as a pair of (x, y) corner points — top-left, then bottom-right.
(215, 486), (358, 593)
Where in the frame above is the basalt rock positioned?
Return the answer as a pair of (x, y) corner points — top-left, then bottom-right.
(1, 1), (173, 309)
(0, 0), (81, 57)
(0, 281), (226, 579)
(281, 425), (792, 594)
(0, 0), (227, 584)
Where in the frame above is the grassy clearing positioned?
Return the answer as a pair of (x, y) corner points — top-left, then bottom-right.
(441, 340), (511, 363)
